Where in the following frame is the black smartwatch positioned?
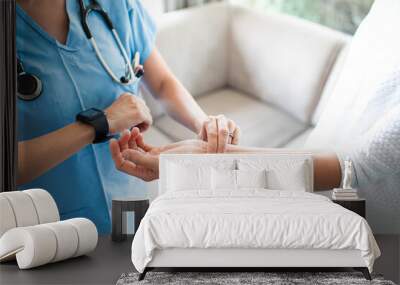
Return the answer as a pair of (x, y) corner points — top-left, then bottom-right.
(76, 108), (110, 144)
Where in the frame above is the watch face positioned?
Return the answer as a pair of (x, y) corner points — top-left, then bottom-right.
(80, 108), (103, 120)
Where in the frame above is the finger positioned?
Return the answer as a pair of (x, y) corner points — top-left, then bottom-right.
(110, 138), (121, 161)
(206, 117), (218, 153)
(198, 121), (207, 141)
(130, 127), (140, 137)
(135, 133), (154, 152)
(110, 139), (131, 170)
(122, 149), (159, 170)
(227, 120), (236, 144)
(118, 129), (131, 152)
(128, 127), (140, 149)
(111, 138), (151, 179)
(232, 126), (241, 145)
(216, 115), (229, 153)
(128, 136), (138, 150)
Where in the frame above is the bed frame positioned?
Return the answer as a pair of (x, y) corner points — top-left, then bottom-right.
(138, 154), (372, 281)
(138, 248), (371, 281)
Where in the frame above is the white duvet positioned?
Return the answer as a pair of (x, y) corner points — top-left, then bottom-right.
(131, 190), (380, 273)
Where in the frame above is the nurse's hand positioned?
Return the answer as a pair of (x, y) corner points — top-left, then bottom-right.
(105, 93), (152, 134)
(198, 115), (240, 153)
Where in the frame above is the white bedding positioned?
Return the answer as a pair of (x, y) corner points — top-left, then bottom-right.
(131, 190), (380, 273)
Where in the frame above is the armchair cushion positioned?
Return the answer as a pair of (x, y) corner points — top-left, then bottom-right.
(154, 88), (306, 147)
(283, 128), (313, 149)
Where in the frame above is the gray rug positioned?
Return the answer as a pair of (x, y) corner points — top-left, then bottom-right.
(117, 272), (396, 285)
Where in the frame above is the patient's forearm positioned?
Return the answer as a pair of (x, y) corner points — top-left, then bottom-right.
(122, 137), (342, 190)
(225, 144), (342, 191)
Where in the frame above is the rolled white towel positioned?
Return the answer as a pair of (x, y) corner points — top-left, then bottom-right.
(0, 191), (39, 227)
(42, 221), (79, 262)
(24, 189), (60, 224)
(0, 225), (57, 268)
(0, 196), (17, 237)
(0, 218), (98, 269)
(66, 218), (98, 257)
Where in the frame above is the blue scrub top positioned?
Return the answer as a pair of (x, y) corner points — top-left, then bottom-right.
(16, 0), (157, 234)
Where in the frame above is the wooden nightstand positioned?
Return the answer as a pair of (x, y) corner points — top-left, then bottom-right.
(332, 198), (366, 218)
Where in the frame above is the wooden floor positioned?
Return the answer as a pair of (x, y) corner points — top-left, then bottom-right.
(373, 235), (400, 283)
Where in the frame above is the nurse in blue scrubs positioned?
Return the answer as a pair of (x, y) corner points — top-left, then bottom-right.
(16, 0), (240, 233)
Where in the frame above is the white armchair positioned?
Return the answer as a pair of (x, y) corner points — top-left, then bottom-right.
(141, 3), (350, 148)
(140, 3), (350, 200)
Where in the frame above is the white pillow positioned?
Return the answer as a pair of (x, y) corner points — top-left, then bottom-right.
(236, 169), (268, 189)
(166, 162), (212, 192)
(267, 165), (307, 191)
(211, 169), (268, 190)
(237, 159), (311, 192)
(212, 168), (236, 190)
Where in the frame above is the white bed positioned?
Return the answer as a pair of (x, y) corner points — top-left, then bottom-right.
(131, 154), (380, 280)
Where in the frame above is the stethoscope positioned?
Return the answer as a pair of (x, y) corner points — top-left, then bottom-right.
(17, 0), (144, 101)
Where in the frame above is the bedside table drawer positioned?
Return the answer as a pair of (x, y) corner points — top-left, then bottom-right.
(333, 199), (366, 218)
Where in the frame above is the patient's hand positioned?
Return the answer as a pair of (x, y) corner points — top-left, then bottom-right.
(110, 128), (207, 181)
(110, 128), (159, 181)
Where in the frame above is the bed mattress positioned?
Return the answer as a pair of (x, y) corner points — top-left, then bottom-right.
(131, 190), (380, 273)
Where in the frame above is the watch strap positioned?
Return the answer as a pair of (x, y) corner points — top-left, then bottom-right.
(76, 108), (110, 144)
(91, 113), (110, 144)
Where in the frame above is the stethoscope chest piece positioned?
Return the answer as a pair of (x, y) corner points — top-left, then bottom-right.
(17, 60), (43, 101)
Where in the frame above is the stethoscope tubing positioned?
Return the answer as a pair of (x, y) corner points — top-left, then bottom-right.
(79, 0), (139, 85)
(17, 0), (141, 101)
(89, 31), (136, 85)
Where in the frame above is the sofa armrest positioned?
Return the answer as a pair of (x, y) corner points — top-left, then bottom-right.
(228, 6), (350, 123)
